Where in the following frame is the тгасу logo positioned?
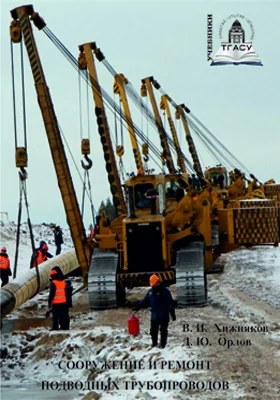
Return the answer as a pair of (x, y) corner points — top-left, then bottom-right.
(208, 14), (263, 66)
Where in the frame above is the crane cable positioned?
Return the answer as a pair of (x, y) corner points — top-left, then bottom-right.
(81, 169), (96, 223)
(158, 85), (252, 176)
(190, 113), (251, 175)
(78, 71), (84, 140)
(43, 26), (196, 177)
(42, 27), (170, 173)
(43, 26), (156, 170)
(41, 27), (255, 183)
(44, 26), (166, 170)
(122, 81), (194, 173)
(86, 73), (91, 140)
(113, 94), (121, 166)
(58, 121), (97, 219)
(115, 96), (126, 180)
(110, 123), (127, 183)
(78, 70), (95, 224)
(43, 27), (198, 175)
(100, 57), (184, 170)
(157, 86), (229, 168)
(11, 40), (40, 293)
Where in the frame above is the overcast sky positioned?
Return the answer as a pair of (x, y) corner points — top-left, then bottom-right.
(1, 0), (280, 229)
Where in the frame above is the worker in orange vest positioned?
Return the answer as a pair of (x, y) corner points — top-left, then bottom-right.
(89, 224), (95, 239)
(30, 240), (53, 269)
(48, 266), (73, 330)
(0, 246), (12, 287)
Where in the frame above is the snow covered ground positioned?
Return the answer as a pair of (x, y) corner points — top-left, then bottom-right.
(1, 220), (280, 400)
(0, 221), (74, 278)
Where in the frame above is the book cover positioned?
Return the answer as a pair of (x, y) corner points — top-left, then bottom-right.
(1, 2), (279, 400)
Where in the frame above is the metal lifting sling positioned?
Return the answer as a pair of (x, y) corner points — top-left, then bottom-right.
(10, 34), (41, 291)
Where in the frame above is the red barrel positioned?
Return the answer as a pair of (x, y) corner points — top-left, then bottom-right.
(128, 315), (140, 336)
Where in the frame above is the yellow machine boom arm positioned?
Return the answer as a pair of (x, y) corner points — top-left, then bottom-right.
(10, 5), (91, 283)
(141, 77), (176, 174)
(78, 42), (127, 215)
(113, 73), (144, 173)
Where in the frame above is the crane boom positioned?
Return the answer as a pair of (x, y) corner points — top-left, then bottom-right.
(160, 95), (187, 173)
(176, 104), (204, 179)
(10, 5), (91, 282)
(78, 42), (126, 214)
(113, 74), (144, 173)
(141, 77), (176, 174)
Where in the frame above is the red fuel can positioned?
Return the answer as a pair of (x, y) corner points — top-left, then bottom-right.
(128, 315), (140, 336)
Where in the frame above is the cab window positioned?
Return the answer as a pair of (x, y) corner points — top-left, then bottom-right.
(165, 180), (186, 206)
(134, 183), (154, 209)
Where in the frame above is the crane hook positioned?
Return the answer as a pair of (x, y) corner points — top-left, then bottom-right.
(143, 155), (149, 162)
(81, 154), (93, 170)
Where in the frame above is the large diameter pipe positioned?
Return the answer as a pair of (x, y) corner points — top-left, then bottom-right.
(0, 249), (79, 320)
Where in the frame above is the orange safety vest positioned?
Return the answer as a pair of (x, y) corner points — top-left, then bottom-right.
(0, 255), (10, 269)
(33, 249), (47, 267)
(52, 280), (67, 304)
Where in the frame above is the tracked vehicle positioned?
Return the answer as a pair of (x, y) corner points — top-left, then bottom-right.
(9, 5), (279, 313)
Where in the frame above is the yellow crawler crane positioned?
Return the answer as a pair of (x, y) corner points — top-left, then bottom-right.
(218, 199), (279, 249)
(157, 90), (280, 256)
(204, 166), (228, 200)
(9, 6), (279, 314)
(204, 168), (280, 250)
(9, 5), (92, 286)
(120, 173), (212, 306)
(78, 42), (211, 307)
(203, 168), (280, 251)
(263, 179), (280, 201)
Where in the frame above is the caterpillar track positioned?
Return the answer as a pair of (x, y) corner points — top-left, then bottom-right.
(88, 244), (207, 309)
(176, 241), (207, 306)
(88, 250), (119, 310)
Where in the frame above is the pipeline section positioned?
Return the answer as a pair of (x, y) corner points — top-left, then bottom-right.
(0, 249), (78, 320)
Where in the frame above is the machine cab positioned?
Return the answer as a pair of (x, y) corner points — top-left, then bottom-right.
(122, 174), (167, 273)
(124, 173), (188, 217)
(205, 166), (228, 189)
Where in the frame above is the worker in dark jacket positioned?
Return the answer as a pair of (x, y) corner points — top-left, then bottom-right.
(48, 266), (73, 330)
(0, 246), (12, 287)
(54, 225), (63, 255)
(134, 274), (176, 348)
(30, 241), (53, 269)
